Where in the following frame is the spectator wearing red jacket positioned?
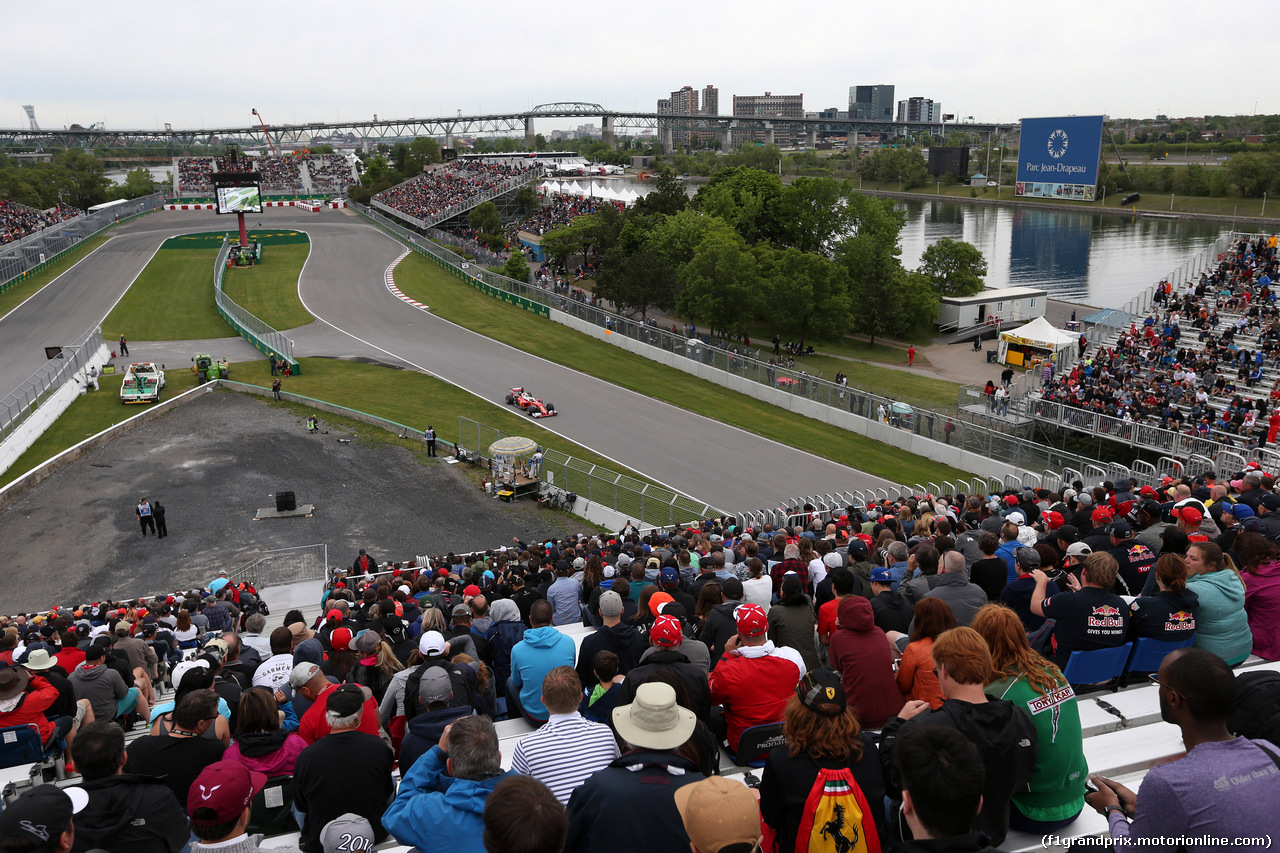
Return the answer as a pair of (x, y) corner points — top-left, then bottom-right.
(708, 604), (805, 754)
(289, 662), (380, 745)
(0, 667), (67, 748)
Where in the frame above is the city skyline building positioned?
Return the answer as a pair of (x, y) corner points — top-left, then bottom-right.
(732, 91), (803, 146)
(850, 85), (895, 121)
(896, 96), (941, 123)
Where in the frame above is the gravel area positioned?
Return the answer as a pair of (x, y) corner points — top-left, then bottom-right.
(0, 390), (582, 613)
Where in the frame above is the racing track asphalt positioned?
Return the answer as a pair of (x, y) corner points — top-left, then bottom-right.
(3, 209), (902, 514)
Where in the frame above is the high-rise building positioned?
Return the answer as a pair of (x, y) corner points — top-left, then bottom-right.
(849, 85), (894, 121)
(732, 92), (804, 145)
(656, 98), (672, 115)
(666, 86), (699, 147)
(701, 85), (719, 117)
(896, 97), (941, 123)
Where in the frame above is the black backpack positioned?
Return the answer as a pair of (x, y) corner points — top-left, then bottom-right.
(1229, 670), (1280, 745)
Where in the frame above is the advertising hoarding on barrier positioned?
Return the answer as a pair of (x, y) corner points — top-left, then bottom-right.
(1015, 115), (1105, 201)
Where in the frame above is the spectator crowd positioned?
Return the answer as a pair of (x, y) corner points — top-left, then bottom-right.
(374, 161), (533, 224)
(307, 155), (356, 193)
(1036, 232), (1280, 451)
(0, 199), (81, 246)
(3, 469), (1279, 853)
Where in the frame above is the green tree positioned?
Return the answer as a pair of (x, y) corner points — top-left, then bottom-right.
(770, 177), (853, 255)
(918, 237), (987, 297)
(534, 133), (548, 151)
(406, 138), (442, 176)
(754, 244), (853, 341)
(635, 168), (688, 216)
(513, 185), (539, 214)
(694, 166), (784, 243)
(111, 167), (157, 200)
(595, 246), (679, 320)
(502, 252), (530, 282)
(676, 229), (763, 336)
(468, 201), (501, 236)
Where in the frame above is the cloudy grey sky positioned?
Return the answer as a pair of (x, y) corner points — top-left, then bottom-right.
(10, 0), (1273, 132)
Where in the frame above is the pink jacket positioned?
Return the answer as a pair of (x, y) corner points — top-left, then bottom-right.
(1244, 559), (1280, 660)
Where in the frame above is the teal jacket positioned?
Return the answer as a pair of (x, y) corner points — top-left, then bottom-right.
(510, 626), (575, 720)
(1188, 569), (1253, 665)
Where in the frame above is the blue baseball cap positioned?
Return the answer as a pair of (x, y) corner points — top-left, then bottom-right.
(870, 567), (892, 583)
(659, 566), (679, 585)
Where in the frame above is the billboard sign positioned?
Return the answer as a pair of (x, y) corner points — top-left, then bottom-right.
(211, 171), (264, 215)
(1015, 115), (1104, 201)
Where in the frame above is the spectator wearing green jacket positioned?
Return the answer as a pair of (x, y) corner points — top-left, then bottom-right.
(974, 604), (1087, 833)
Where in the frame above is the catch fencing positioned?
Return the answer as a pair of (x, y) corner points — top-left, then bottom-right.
(0, 325), (105, 445)
(213, 240), (300, 373)
(227, 543), (329, 588)
(456, 416), (718, 528)
(0, 193), (166, 295)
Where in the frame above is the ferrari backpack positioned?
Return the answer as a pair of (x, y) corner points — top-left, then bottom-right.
(793, 766), (881, 853)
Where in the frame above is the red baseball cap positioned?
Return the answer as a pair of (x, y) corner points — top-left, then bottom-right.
(735, 604), (768, 638)
(325, 609), (343, 623)
(1004, 495), (1020, 506)
(330, 627), (353, 651)
(188, 761), (267, 825)
(651, 615), (683, 647)
(463, 585), (481, 597)
(1174, 505), (1204, 525)
(1091, 507), (1114, 523)
(1043, 511), (1065, 530)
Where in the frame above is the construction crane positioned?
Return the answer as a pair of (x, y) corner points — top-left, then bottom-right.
(250, 108), (278, 156)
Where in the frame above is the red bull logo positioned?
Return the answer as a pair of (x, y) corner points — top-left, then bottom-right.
(1164, 611), (1196, 631)
(1088, 604), (1125, 629)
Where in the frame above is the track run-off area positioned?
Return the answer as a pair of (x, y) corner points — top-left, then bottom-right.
(0, 208), (903, 513)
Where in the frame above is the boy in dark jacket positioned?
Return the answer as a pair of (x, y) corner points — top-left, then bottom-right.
(879, 627), (1036, 848)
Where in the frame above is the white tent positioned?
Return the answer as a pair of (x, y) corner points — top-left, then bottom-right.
(594, 184), (620, 201)
(566, 181), (585, 196)
(537, 181), (557, 193)
(999, 316), (1079, 352)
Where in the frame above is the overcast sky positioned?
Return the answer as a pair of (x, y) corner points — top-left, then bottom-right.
(10, 0), (1274, 133)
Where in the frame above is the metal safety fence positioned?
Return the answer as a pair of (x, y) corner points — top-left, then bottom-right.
(0, 325), (105, 445)
(228, 543), (329, 588)
(0, 193), (166, 295)
(455, 416), (718, 528)
(213, 240), (300, 372)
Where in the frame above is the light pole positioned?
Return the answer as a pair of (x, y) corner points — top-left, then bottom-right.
(1263, 192), (1268, 218)
(1171, 193), (1175, 211)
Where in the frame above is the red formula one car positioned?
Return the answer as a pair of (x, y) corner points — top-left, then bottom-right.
(506, 387), (557, 418)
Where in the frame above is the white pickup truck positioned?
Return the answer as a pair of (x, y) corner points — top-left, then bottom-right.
(120, 362), (166, 404)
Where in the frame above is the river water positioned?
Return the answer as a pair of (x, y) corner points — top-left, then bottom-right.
(895, 199), (1232, 309)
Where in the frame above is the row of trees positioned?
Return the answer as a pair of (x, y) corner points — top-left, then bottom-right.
(536, 168), (987, 346)
(0, 151), (162, 210)
(1102, 154), (1280, 198)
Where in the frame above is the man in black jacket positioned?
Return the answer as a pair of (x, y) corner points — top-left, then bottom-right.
(69, 721), (189, 853)
(703, 578), (745, 668)
(892, 725), (1005, 853)
(878, 627), (1036, 847)
(574, 591), (645, 687)
(613, 615), (711, 721)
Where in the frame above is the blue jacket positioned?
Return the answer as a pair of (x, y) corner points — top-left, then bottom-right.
(486, 619), (526, 690)
(382, 745), (517, 853)
(510, 627), (575, 721)
(996, 540), (1021, 584)
(1188, 569), (1254, 665)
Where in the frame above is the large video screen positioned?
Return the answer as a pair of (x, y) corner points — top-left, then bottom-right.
(1015, 115), (1104, 201)
(215, 183), (263, 214)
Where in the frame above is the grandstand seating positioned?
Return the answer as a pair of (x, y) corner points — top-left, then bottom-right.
(173, 155), (356, 197)
(373, 161), (534, 227)
(0, 199), (81, 246)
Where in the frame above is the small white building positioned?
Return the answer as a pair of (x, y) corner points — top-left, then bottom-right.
(936, 286), (1049, 332)
(969, 172), (988, 187)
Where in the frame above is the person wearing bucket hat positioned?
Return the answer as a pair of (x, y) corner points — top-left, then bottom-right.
(0, 663), (71, 751)
(759, 668), (889, 852)
(565, 682), (704, 853)
(707, 603), (806, 755)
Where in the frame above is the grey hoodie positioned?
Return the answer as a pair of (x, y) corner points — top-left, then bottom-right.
(69, 662), (128, 724)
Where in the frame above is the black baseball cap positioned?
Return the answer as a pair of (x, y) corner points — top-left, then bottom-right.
(0, 785), (88, 846)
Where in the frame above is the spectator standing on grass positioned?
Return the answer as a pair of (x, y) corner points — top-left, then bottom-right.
(1086, 648), (1280, 846)
(511, 667), (619, 804)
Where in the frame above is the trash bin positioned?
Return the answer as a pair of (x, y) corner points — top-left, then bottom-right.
(986, 350), (998, 364)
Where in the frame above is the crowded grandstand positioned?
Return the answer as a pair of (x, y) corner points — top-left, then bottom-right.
(175, 155), (357, 196)
(0, 199), (81, 246)
(3, 470), (1278, 852)
(372, 161), (534, 224)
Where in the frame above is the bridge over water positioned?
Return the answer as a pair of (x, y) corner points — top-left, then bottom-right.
(0, 101), (1014, 150)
